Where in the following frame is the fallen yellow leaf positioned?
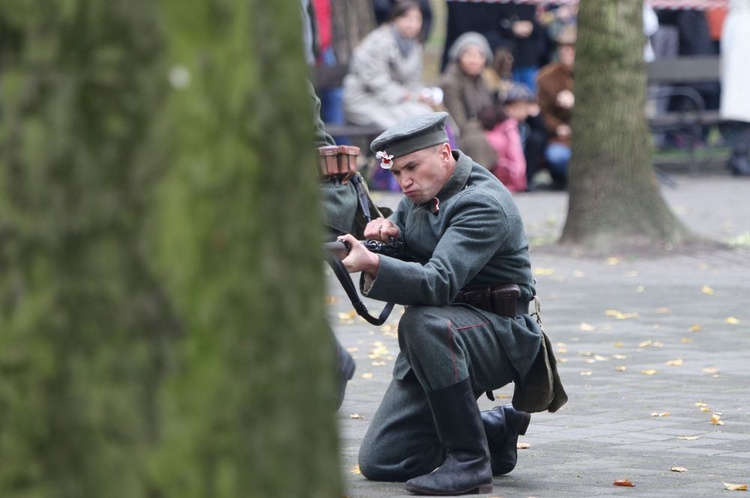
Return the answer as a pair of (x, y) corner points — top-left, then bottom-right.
(695, 402), (708, 407)
(533, 268), (555, 275)
(517, 442), (531, 449)
(605, 309), (640, 319)
(678, 436), (700, 440)
(579, 322), (596, 331)
(651, 412), (670, 417)
(613, 342), (625, 348)
(636, 285), (645, 293)
(606, 257), (621, 265)
(360, 373), (373, 379)
(680, 338), (694, 344)
(702, 367), (719, 374)
(638, 340), (664, 348)
(580, 371), (593, 376)
(724, 483), (748, 491)
(689, 324), (702, 332)
(656, 307), (672, 314)
(666, 359), (683, 366)
(325, 295), (338, 305)
(642, 369), (658, 375)
(613, 354), (627, 359)
(615, 366), (627, 372)
(351, 465), (362, 475)
(671, 467), (688, 473)
(711, 413), (724, 425)
(701, 285), (714, 295)
(349, 413), (363, 419)
(726, 317), (741, 325)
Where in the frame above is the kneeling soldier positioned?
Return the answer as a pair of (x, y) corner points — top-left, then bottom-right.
(336, 112), (566, 495)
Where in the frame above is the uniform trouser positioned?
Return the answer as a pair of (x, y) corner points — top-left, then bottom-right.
(358, 305), (517, 481)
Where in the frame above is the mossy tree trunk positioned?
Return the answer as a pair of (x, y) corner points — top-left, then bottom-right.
(560, 0), (696, 251)
(153, 1), (342, 497)
(1, 0), (341, 496)
(0, 1), (174, 496)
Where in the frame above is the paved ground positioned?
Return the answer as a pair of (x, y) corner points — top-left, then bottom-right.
(328, 172), (750, 498)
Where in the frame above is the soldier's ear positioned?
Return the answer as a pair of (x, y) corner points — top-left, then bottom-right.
(438, 142), (451, 161)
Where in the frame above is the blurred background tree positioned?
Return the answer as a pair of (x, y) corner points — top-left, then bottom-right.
(560, 0), (695, 251)
(0, 0), (341, 496)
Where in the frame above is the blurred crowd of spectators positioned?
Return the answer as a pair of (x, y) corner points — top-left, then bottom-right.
(306, 0), (741, 189)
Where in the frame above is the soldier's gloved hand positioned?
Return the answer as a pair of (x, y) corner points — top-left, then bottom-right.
(337, 234), (380, 277)
(364, 217), (399, 242)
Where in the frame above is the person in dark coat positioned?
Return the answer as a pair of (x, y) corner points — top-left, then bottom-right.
(537, 24), (576, 190)
(334, 112), (566, 495)
(442, 2), (546, 94)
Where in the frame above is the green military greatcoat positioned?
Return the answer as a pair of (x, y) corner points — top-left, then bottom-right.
(363, 150), (542, 384)
(357, 150), (545, 481)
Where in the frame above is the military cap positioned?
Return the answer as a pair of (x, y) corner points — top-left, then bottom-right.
(370, 112), (450, 169)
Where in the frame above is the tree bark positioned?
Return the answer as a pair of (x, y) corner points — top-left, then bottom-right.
(0, 1), (342, 496)
(0, 1), (173, 496)
(154, 1), (342, 496)
(560, 0), (696, 252)
(330, 0), (376, 66)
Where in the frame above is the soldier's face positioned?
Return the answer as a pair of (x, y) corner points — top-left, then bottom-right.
(390, 144), (452, 204)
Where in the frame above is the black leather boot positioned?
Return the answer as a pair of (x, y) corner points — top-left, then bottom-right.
(404, 379), (493, 496)
(481, 405), (531, 475)
(727, 145), (750, 176)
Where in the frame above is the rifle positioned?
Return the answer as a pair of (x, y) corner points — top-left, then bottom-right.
(323, 238), (402, 326)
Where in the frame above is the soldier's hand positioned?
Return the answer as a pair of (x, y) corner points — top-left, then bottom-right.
(337, 234), (380, 276)
(364, 218), (399, 242)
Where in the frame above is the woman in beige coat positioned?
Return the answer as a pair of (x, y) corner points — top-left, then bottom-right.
(343, 1), (435, 128)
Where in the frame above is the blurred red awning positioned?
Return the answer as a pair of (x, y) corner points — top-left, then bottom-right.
(445, 0), (728, 9)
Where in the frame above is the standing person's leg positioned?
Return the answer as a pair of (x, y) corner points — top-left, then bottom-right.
(545, 143), (571, 189)
(721, 121), (750, 176)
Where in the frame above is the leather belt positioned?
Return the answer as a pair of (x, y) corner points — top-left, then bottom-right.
(452, 284), (530, 317)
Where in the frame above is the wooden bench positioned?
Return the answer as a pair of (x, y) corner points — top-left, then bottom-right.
(645, 55), (722, 173)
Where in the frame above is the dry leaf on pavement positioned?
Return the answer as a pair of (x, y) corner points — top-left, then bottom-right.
(671, 467), (688, 473)
(724, 483), (748, 491)
(613, 479), (635, 487)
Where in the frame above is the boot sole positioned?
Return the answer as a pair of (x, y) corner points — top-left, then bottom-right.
(405, 483), (493, 495)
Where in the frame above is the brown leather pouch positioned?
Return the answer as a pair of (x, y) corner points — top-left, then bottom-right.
(336, 145), (360, 184)
(490, 284), (520, 317)
(318, 145), (340, 179)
